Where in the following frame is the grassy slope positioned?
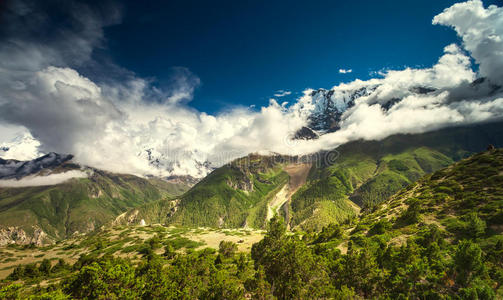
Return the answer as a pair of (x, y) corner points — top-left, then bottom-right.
(348, 148), (503, 247)
(131, 155), (290, 229)
(288, 121), (503, 231)
(0, 170), (188, 241)
(124, 122), (503, 232)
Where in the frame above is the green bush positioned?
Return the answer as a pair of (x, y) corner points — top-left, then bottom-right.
(219, 241), (238, 258)
(368, 219), (392, 236)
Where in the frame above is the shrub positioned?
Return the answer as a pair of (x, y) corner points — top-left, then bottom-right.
(38, 259), (51, 275)
(219, 241), (238, 258)
(399, 199), (422, 225)
(368, 219), (392, 236)
(454, 240), (485, 285)
(0, 284), (21, 300)
(465, 213), (486, 239)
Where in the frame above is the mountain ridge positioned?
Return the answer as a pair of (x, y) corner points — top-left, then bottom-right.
(117, 121), (503, 232)
(0, 156), (189, 245)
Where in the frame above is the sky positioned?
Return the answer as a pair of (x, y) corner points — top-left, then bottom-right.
(0, 0), (503, 179)
(103, 0), (494, 114)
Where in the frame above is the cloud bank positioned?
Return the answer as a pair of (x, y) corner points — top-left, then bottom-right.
(0, 0), (502, 178)
(0, 170), (88, 188)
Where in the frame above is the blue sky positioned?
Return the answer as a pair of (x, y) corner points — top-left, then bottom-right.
(101, 0), (495, 114)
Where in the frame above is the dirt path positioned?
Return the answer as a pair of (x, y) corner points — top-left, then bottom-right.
(266, 163), (311, 221)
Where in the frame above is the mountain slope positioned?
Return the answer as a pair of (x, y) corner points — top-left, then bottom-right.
(0, 157), (189, 245)
(349, 147), (503, 245)
(121, 154), (294, 228)
(287, 121), (503, 231)
(290, 148), (503, 298)
(118, 122), (503, 232)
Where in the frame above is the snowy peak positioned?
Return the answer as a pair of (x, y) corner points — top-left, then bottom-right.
(295, 81), (449, 135)
(138, 147), (214, 179)
(294, 84), (379, 134)
(0, 132), (41, 161)
(0, 152), (74, 180)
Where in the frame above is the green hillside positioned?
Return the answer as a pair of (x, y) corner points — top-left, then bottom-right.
(301, 147), (503, 298)
(127, 154), (291, 228)
(0, 169), (188, 244)
(288, 121), (503, 231)
(124, 122), (503, 232)
(3, 149), (502, 299)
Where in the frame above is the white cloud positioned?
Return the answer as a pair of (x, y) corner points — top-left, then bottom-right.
(0, 170), (88, 187)
(339, 69), (352, 74)
(273, 90), (292, 97)
(433, 0), (503, 85)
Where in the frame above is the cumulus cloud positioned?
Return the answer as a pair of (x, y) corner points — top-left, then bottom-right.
(285, 41), (502, 155)
(433, 0), (503, 85)
(0, 0), (502, 178)
(274, 90), (292, 97)
(0, 170), (88, 187)
(339, 69), (352, 74)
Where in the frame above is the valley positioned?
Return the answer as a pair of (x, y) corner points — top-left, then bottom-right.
(1, 0), (503, 298)
(0, 123), (502, 299)
(266, 163), (311, 222)
(0, 147), (502, 298)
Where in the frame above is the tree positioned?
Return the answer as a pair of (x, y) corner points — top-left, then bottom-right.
(39, 259), (52, 275)
(245, 266), (274, 300)
(465, 212), (486, 239)
(251, 216), (332, 299)
(7, 266), (25, 281)
(64, 258), (140, 299)
(454, 240), (485, 285)
(51, 259), (70, 274)
(163, 243), (176, 259)
(400, 199), (422, 224)
(0, 284), (21, 300)
(368, 219), (391, 236)
(218, 241), (238, 258)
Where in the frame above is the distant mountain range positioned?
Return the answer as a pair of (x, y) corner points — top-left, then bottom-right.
(0, 155), (189, 245)
(116, 121), (503, 231)
(0, 152), (74, 180)
(1, 121), (501, 245)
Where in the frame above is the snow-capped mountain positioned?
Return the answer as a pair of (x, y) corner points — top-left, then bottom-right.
(293, 82), (445, 136)
(0, 133), (41, 161)
(292, 83), (379, 134)
(308, 86), (378, 132)
(0, 152), (74, 180)
(137, 147), (213, 180)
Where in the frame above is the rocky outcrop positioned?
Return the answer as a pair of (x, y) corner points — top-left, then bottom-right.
(293, 126), (319, 140)
(226, 177), (253, 192)
(0, 226), (52, 246)
(113, 209), (140, 226)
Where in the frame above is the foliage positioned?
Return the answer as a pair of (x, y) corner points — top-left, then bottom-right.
(3, 147), (503, 299)
(218, 241), (238, 258)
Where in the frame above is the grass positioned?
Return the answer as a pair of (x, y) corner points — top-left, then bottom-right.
(336, 148), (503, 252)
(127, 155), (291, 229)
